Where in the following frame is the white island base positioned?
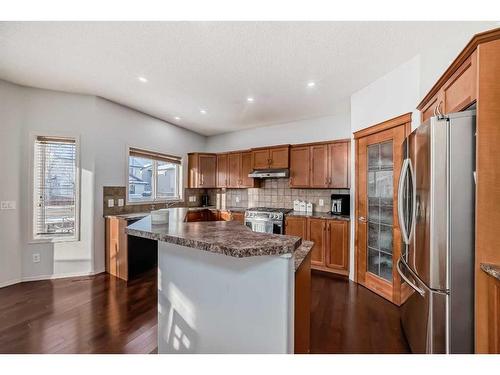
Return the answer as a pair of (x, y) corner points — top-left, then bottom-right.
(157, 241), (295, 354)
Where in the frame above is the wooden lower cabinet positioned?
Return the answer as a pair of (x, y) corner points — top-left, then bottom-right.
(105, 217), (157, 281)
(106, 217), (128, 281)
(231, 211), (245, 223)
(486, 273), (500, 353)
(307, 218), (326, 266)
(285, 216), (349, 276)
(294, 251), (311, 354)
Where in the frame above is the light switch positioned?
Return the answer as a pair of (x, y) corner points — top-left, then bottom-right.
(118, 199), (124, 207)
(108, 199), (114, 208)
(319, 199), (324, 207)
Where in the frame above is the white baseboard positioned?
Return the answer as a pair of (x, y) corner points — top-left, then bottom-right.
(0, 277), (22, 289)
(0, 269), (106, 288)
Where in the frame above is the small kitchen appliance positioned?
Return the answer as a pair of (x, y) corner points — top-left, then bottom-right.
(201, 193), (210, 207)
(330, 194), (350, 216)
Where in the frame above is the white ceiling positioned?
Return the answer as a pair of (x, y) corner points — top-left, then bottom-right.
(0, 22), (495, 136)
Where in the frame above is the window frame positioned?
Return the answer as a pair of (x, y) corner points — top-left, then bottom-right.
(29, 132), (81, 243)
(126, 146), (183, 205)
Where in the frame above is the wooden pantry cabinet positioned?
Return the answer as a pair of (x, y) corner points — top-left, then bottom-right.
(289, 140), (350, 189)
(188, 153), (217, 188)
(285, 215), (349, 276)
(251, 145), (290, 170)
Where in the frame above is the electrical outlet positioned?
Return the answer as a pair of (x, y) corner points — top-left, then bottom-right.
(108, 199), (114, 208)
(0, 201), (16, 210)
(32, 253), (41, 263)
(319, 199), (324, 207)
(235, 196), (240, 203)
(118, 198), (124, 207)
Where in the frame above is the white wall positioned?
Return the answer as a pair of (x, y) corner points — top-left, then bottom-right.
(0, 81), (24, 287)
(0, 80), (206, 286)
(206, 111), (351, 152)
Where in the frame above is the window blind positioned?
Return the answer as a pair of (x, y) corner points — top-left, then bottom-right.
(34, 136), (77, 238)
(129, 147), (181, 165)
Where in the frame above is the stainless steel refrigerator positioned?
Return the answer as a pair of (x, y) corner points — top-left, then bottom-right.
(396, 110), (476, 354)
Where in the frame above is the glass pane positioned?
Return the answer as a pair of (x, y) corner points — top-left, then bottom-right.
(368, 222), (379, 249)
(380, 204), (393, 225)
(368, 144), (380, 169)
(380, 224), (393, 254)
(366, 140), (394, 281)
(129, 156), (153, 201)
(368, 248), (380, 275)
(380, 252), (393, 281)
(157, 162), (178, 199)
(380, 141), (393, 168)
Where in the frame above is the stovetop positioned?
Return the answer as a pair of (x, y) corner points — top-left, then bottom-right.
(246, 207), (293, 214)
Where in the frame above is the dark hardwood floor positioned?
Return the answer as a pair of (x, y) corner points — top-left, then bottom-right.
(0, 270), (409, 354)
(310, 272), (410, 354)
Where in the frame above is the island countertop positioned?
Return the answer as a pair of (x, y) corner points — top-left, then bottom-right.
(126, 208), (302, 258)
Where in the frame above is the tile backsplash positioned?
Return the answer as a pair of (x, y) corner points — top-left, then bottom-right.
(103, 186), (208, 216)
(104, 179), (349, 216)
(209, 178), (349, 213)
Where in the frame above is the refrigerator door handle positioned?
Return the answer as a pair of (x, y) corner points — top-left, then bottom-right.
(398, 158), (411, 245)
(397, 257), (425, 297)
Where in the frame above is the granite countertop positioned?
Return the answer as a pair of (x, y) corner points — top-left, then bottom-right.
(126, 208), (302, 258)
(286, 211), (350, 221)
(480, 263), (500, 281)
(294, 241), (314, 271)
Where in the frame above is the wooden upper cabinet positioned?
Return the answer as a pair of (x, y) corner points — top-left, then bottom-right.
(289, 146), (310, 187)
(307, 218), (326, 266)
(227, 151), (257, 188)
(252, 148), (271, 170)
(421, 91), (443, 123)
(325, 220), (349, 272)
(188, 153), (216, 188)
(418, 46), (479, 122)
(328, 141), (350, 188)
(199, 154), (216, 187)
(310, 144), (329, 188)
(285, 216), (307, 238)
(269, 146), (289, 169)
(216, 153), (228, 188)
(442, 50), (477, 114)
(251, 146), (289, 170)
(228, 152), (241, 188)
(240, 151), (255, 187)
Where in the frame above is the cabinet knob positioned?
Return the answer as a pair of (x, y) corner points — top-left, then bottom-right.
(358, 216), (367, 223)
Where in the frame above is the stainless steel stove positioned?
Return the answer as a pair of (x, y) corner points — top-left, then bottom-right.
(244, 207), (292, 234)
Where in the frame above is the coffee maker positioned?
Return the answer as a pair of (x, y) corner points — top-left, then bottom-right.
(330, 194), (350, 216)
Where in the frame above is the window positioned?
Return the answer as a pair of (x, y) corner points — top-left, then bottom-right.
(128, 147), (182, 203)
(33, 136), (79, 241)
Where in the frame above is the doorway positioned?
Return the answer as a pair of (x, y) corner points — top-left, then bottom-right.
(354, 113), (412, 305)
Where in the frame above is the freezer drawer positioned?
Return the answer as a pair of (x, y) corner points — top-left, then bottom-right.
(398, 258), (448, 354)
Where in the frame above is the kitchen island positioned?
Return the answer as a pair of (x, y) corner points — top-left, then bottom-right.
(126, 208), (312, 354)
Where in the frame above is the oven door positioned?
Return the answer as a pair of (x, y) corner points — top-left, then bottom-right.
(245, 219), (282, 234)
(246, 219), (271, 234)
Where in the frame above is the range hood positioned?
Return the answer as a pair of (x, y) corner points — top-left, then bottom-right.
(248, 169), (289, 179)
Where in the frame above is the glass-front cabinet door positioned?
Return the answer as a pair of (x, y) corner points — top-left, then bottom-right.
(355, 122), (409, 306)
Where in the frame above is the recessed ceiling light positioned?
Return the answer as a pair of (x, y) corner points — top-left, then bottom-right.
(247, 97), (255, 103)
(200, 109), (207, 115)
(138, 76), (148, 83)
(307, 81), (316, 88)
(174, 116), (181, 121)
